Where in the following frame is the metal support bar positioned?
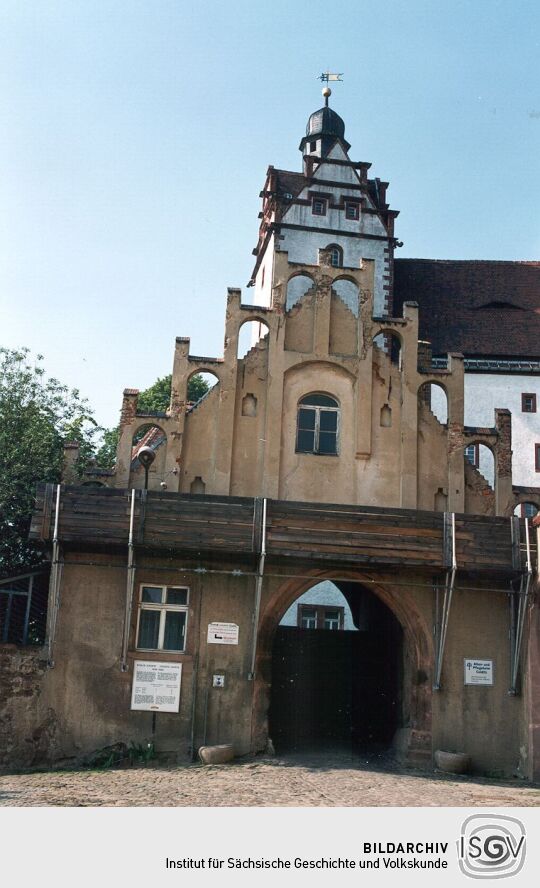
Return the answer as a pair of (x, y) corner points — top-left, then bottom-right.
(434, 512), (456, 690)
(47, 484), (62, 667)
(248, 498), (267, 680)
(509, 517), (532, 695)
(22, 574), (34, 645)
(120, 490), (137, 672)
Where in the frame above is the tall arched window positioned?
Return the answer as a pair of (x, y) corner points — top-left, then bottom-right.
(296, 393), (340, 455)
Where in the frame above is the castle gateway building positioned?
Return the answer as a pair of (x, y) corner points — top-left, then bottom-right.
(3, 94), (540, 779)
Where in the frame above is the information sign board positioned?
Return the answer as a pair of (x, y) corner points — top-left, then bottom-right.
(464, 658), (493, 686)
(207, 622), (239, 645)
(130, 660), (182, 712)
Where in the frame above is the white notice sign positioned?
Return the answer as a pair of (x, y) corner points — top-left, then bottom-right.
(464, 658), (493, 686)
(207, 622), (239, 645)
(130, 660), (182, 712)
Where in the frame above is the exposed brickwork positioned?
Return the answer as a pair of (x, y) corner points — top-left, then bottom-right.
(394, 260), (540, 358)
(496, 408), (513, 478)
(119, 389), (139, 428)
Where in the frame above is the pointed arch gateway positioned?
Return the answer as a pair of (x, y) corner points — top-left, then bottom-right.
(251, 569), (433, 764)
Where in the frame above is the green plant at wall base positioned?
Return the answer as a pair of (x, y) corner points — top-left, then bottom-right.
(86, 741), (155, 770)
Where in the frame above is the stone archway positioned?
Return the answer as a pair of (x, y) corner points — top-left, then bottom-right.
(251, 568), (434, 766)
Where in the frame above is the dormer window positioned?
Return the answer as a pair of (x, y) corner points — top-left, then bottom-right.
(312, 198), (327, 216)
(345, 201), (360, 220)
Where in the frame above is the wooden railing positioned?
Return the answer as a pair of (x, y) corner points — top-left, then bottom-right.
(30, 484), (532, 575)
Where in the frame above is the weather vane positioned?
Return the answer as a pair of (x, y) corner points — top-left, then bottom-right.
(318, 71), (343, 82)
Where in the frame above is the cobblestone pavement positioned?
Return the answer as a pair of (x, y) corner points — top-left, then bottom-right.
(0, 751), (538, 807)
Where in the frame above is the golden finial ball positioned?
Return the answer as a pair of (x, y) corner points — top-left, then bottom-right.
(322, 86), (332, 98)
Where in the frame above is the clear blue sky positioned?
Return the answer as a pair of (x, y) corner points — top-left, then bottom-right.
(1, 0), (539, 429)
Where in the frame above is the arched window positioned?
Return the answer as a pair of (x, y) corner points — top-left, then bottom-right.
(296, 393), (339, 455)
(325, 244), (343, 268)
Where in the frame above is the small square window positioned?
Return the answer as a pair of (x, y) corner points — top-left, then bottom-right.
(522, 393), (537, 413)
(345, 202), (359, 220)
(312, 199), (326, 216)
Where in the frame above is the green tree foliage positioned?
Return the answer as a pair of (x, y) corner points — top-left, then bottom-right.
(137, 373), (210, 412)
(0, 348), (99, 577)
(187, 373), (210, 404)
(96, 374), (210, 467)
(95, 427), (119, 468)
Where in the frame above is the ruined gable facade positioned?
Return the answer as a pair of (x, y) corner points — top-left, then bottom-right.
(109, 95), (512, 519)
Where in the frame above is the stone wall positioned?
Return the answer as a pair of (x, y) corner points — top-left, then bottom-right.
(0, 645), (52, 772)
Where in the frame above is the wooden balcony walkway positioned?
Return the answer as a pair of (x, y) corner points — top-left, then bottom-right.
(30, 485), (533, 577)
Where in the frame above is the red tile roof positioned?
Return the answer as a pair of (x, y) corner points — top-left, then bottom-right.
(393, 260), (540, 358)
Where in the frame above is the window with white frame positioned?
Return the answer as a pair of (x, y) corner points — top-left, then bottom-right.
(136, 585), (189, 652)
(298, 603), (344, 630)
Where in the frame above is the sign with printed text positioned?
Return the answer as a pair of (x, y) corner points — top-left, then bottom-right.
(207, 622), (239, 645)
(464, 658), (493, 686)
(130, 660), (182, 712)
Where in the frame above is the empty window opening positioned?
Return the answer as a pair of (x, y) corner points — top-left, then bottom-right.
(296, 393), (339, 456)
(286, 274), (314, 310)
(535, 444), (540, 472)
(522, 393), (537, 413)
(464, 442), (495, 487)
(373, 331), (402, 369)
(186, 371), (219, 408)
(418, 382), (448, 425)
(309, 140), (317, 152)
(237, 319), (270, 360)
(332, 278), (359, 316)
(271, 581), (403, 754)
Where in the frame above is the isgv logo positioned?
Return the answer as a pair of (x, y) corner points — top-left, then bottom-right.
(458, 814), (526, 879)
